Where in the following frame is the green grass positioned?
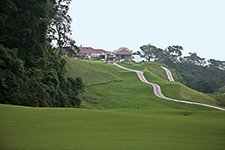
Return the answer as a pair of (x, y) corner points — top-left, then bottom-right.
(117, 62), (145, 71)
(143, 62), (169, 81)
(0, 104), (225, 150)
(65, 59), (222, 109)
(65, 58), (122, 86)
(1, 59), (225, 150)
(83, 68), (217, 110)
(141, 62), (220, 107)
(102, 61), (220, 108)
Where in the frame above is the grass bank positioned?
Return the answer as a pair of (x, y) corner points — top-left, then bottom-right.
(80, 62), (216, 110)
(65, 58), (122, 86)
(118, 62), (219, 107)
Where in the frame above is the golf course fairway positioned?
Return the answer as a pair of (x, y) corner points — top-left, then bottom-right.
(0, 104), (225, 150)
(1, 60), (225, 150)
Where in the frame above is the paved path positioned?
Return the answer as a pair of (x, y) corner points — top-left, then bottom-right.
(161, 66), (175, 81)
(114, 63), (225, 111)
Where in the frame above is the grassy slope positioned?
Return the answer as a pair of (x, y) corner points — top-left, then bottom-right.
(68, 60), (214, 110)
(1, 59), (225, 150)
(65, 59), (221, 109)
(142, 62), (219, 106)
(65, 57), (122, 86)
(1, 104), (225, 150)
(118, 62), (219, 107)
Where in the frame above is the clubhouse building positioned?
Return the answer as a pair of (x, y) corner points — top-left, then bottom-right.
(76, 45), (133, 61)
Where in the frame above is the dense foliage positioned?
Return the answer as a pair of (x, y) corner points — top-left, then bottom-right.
(0, 0), (84, 107)
(47, 0), (79, 56)
(136, 44), (225, 94)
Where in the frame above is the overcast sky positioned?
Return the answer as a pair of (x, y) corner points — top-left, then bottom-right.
(69, 0), (225, 61)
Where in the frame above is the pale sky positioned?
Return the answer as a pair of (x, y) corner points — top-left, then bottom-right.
(69, 0), (225, 61)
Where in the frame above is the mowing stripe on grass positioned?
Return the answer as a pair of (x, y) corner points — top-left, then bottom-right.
(114, 63), (225, 111)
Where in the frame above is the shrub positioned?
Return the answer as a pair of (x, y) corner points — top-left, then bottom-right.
(215, 93), (225, 106)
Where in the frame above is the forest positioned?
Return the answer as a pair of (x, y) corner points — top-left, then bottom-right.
(0, 0), (84, 107)
(135, 44), (225, 106)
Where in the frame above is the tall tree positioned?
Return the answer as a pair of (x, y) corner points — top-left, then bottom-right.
(138, 43), (225, 95)
(164, 45), (183, 63)
(0, 0), (85, 107)
(0, 0), (54, 67)
(47, 0), (78, 56)
(0, 0), (54, 104)
(208, 59), (225, 70)
(139, 44), (158, 61)
(185, 52), (206, 66)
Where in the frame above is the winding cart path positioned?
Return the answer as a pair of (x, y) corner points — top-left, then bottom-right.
(114, 63), (225, 111)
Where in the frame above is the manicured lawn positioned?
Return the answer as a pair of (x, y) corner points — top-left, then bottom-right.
(118, 62), (221, 107)
(1, 60), (224, 150)
(84, 61), (218, 110)
(85, 69), (216, 110)
(117, 62), (145, 71)
(0, 104), (225, 150)
(65, 58), (122, 86)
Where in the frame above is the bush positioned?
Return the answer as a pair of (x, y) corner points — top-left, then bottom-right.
(218, 86), (225, 94)
(215, 93), (225, 106)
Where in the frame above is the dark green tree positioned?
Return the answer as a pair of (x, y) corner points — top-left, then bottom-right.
(0, 0), (54, 67)
(0, 0), (85, 107)
(0, 45), (25, 104)
(139, 44), (158, 61)
(208, 59), (225, 70)
(138, 43), (225, 94)
(164, 45), (183, 63)
(47, 0), (79, 56)
(184, 52), (206, 66)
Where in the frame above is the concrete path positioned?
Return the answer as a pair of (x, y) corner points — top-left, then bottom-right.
(161, 66), (175, 81)
(114, 63), (225, 111)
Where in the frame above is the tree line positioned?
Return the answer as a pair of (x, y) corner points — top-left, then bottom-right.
(135, 43), (225, 106)
(0, 0), (84, 107)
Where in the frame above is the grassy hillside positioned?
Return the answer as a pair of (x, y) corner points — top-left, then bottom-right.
(1, 104), (225, 150)
(83, 69), (215, 110)
(142, 62), (218, 105)
(65, 57), (122, 86)
(1, 60), (225, 150)
(65, 59), (222, 109)
(116, 62), (219, 108)
(66, 60), (219, 110)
